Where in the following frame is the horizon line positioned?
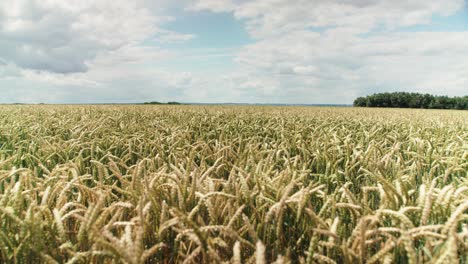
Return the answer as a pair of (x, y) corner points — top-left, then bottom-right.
(0, 102), (353, 106)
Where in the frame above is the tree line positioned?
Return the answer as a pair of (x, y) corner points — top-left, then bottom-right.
(143, 101), (182, 105)
(354, 92), (468, 110)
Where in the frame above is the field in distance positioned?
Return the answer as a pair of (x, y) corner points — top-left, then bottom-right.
(0, 105), (467, 263)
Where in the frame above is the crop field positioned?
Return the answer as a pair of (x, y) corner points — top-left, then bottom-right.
(0, 105), (467, 264)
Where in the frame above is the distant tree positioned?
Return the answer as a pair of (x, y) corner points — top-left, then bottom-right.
(353, 97), (367, 107)
(354, 92), (467, 110)
(143, 101), (183, 105)
(454, 96), (468, 110)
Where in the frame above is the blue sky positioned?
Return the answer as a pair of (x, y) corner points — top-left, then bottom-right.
(0, 0), (467, 104)
(401, 8), (468, 32)
(154, 11), (251, 74)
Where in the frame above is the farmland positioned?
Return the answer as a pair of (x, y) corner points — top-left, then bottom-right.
(0, 105), (467, 263)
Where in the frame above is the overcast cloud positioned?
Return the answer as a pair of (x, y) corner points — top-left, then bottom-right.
(0, 0), (466, 103)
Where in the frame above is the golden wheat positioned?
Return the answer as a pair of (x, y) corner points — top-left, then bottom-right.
(0, 105), (466, 263)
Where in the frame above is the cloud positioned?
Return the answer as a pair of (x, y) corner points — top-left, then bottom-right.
(21, 69), (101, 87)
(90, 45), (173, 68)
(1, 0), (467, 104)
(187, 0), (468, 103)
(0, 63), (22, 79)
(233, 30), (468, 101)
(193, 0), (465, 38)
(0, 0), (189, 74)
(0, 67), (197, 104)
(155, 29), (196, 43)
(189, 0), (237, 13)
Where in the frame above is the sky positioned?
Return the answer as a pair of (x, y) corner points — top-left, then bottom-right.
(0, 0), (467, 104)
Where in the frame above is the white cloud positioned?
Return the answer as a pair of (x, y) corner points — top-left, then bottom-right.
(154, 29), (196, 43)
(1, 0), (467, 104)
(193, 0), (465, 38)
(0, 0), (188, 74)
(188, 0), (468, 102)
(21, 69), (101, 87)
(234, 30), (468, 101)
(0, 63), (22, 79)
(189, 0), (236, 13)
(0, 0), (199, 103)
(90, 45), (173, 68)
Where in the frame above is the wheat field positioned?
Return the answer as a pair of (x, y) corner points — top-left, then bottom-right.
(0, 105), (466, 263)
